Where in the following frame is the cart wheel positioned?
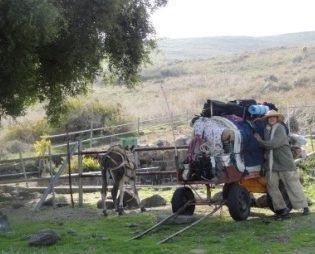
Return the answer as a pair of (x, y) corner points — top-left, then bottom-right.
(171, 187), (195, 215)
(226, 183), (251, 221)
(266, 180), (292, 214)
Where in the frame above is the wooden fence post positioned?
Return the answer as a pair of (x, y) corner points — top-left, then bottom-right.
(286, 104), (291, 133)
(78, 140), (83, 207)
(90, 121), (93, 148)
(35, 143), (78, 211)
(48, 145), (56, 209)
(310, 126), (314, 152)
(137, 117), (140, 135)
(19, 152), (29, 188)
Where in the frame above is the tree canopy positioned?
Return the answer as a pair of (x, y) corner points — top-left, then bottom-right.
(0, 0), (166, 122)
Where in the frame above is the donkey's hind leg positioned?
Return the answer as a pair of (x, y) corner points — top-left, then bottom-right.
(117, 178), (125, 215)
(111, 183), (119, 211)
(101, 170), (108, 216)
(131, 179), (146, 212)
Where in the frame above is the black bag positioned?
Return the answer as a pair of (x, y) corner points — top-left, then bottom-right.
(200, 99), (248, 118)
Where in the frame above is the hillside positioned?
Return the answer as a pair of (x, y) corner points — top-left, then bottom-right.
(90, 43), (315, 134)
(2, 32), (315, 149)
(154, 31), (315, 62)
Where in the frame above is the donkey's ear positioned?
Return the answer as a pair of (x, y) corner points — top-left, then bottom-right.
(124, 145), (129, 150)
(130, 145), (135, 151)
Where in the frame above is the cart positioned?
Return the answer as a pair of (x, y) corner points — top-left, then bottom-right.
(170, 115), (283, 221)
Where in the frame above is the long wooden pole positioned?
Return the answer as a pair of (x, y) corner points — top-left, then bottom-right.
(67, 135), (74, 208)
(78, 140), (83, 207)
(48, 145), (56, 209)
(19, 152), (29, 188)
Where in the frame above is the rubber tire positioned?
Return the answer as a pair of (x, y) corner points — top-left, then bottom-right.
(171, 187), (195, 215)
(266, 180), (292, 214)
(226, 184), (251, 221)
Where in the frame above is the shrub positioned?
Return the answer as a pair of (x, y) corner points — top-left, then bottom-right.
(67, 156), (101, 173)
(294, 77), (310, 87)
(264, 75), (278, 82)
(141, 65), (187, 81)
(68, 157), (78, 174)
(5, 119), (51, 144)
(53, 99), (129, 133)
(34, 138), (51, 156)
(4, 140), (32, 154)
(82, 156), (101, 171)
(292, 56), (303, 63)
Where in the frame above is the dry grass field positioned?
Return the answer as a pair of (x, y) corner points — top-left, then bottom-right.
(88, 44), (315, 134)
(1, 39), (315, 155)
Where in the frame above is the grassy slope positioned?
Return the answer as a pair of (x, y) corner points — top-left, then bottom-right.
(6, 33), (315, 135)
(1, 157), (314, 254)
(89, 44), (315, 135)
(1, 213), (315, 254)
(1, 34), (315, 253)
(1, 185), (314, 254)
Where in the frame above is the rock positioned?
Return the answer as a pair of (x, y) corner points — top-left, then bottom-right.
(97, 200), (115, 209)
(43, 196), (69, 207)
(97, 191), (139, 210)
(154, 140), (171, 147)
(0, 193), (13, 202)
(67, 228), (78, 236)
(140, 194), (167, 208)
(254, 194), (268, 208)
(120, 191), (138, 209)
(29, 229), (60, 247)
(175, 135), (191, 146)
(157, 215), (196, 225)
(18, 191), (36, 199)
(11, 202), (24, 209)
(211, 191), (223, 203)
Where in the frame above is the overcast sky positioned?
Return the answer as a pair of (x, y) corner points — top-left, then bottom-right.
(151, 0), (315, 38)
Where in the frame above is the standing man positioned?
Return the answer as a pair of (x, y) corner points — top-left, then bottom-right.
(254, 110), (310, 217)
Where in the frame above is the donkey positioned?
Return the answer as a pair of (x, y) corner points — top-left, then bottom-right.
(99, 145), (145, 216)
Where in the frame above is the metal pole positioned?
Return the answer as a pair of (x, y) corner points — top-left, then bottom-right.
(137, 117), (140, 135)
(19, 152), (29, 188)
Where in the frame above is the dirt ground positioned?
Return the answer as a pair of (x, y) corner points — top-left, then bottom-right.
(0, 185), (173, 224)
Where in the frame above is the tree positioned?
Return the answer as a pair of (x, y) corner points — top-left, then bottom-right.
(0, 0), (167, 122)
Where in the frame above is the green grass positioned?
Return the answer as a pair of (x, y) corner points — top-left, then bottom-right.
(1, 158), (315, 254)
(1, 183), (315, 254)
(1, 207), (315, 254)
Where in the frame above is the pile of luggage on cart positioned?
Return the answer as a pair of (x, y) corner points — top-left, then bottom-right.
(172, 99), (306, 221)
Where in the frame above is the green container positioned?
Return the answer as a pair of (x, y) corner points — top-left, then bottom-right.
(120, 137), (138, 147)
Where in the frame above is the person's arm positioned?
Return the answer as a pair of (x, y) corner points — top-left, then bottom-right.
(257, 125), (288, 149)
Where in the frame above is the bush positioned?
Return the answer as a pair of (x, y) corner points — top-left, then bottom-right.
(67, 156), (101, 173)
(298, 156), (315, 187)
(82, 156), (101, 171)
(4, 140), (32, 154)
(5, 120), (51, 144)
(141, 65), (187, 81)
(68, 157), (78, 174)
(54, 99), (129, 133)
(294, 77), (310, 87)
